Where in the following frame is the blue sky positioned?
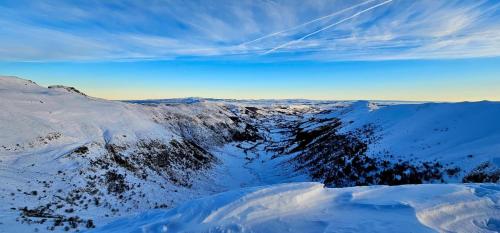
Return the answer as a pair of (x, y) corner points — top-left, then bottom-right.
(0, 0), (499, 100)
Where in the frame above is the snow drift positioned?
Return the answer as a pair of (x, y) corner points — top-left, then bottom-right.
(92, 182), (500, 233)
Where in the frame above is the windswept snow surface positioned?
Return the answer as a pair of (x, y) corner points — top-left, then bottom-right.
(92, 182), (500, 233)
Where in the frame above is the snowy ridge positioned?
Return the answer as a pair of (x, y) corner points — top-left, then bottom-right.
(92, 182), (500, 233)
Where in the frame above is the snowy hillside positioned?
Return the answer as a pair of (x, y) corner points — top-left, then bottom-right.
(1, 76), (499, 232)
(287, 100), (500, 186)
(337, 100), (500, 173)
(93, 182), (500, 233)
(0, 76), (257, 232)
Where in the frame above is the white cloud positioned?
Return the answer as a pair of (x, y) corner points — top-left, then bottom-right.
(0, 0), (498, 61)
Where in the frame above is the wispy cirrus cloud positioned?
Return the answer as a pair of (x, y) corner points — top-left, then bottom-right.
(0, 0), (499, 61)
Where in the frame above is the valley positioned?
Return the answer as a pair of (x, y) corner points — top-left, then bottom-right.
(0, 76), (499, 232)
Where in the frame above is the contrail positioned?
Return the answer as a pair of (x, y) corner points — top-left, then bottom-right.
(240, 0), (379, 46)
(263, 0), (393, 55)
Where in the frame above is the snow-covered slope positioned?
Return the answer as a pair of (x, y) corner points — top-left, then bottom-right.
(92, 182), (500, 233)
(272, 100), (500, 186)
(0, 76), (172, 150)
(1, 76), (499, 232)
(337, 101), (500, 171)
(0, 76), (255, 232)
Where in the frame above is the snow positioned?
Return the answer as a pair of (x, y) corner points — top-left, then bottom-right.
(1, 76), (500, 232)
(0, 76), (251, 232)
(206, 143), (307, 191)
(0, 76), (173, 150)
(335, 101), (500, 174)
(92, 182), (500, 233)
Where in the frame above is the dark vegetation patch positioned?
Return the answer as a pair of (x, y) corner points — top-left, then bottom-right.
(48, 85), (87, 96)
(446, 167), (461, 177)
(134, 139), (215, 186)
(288, 118), (447, 187)
(220, 106), (262, 142)
(245, 107), (259, 114)
(25, 132), (62, 148)
(105, 143), (137, 172)
(463, 162), (500, 183)
(105, 170), (129, 194)
(228, 116), (241, 123)
(232, 123), (262, 142)
(91, 139), (216, 188)
(18, 206), (94, 231)
(290, 119), (342, 153)
(73, 146), (88, 155)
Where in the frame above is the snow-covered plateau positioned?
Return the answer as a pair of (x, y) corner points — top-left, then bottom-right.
(0, 76), (499, 233)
